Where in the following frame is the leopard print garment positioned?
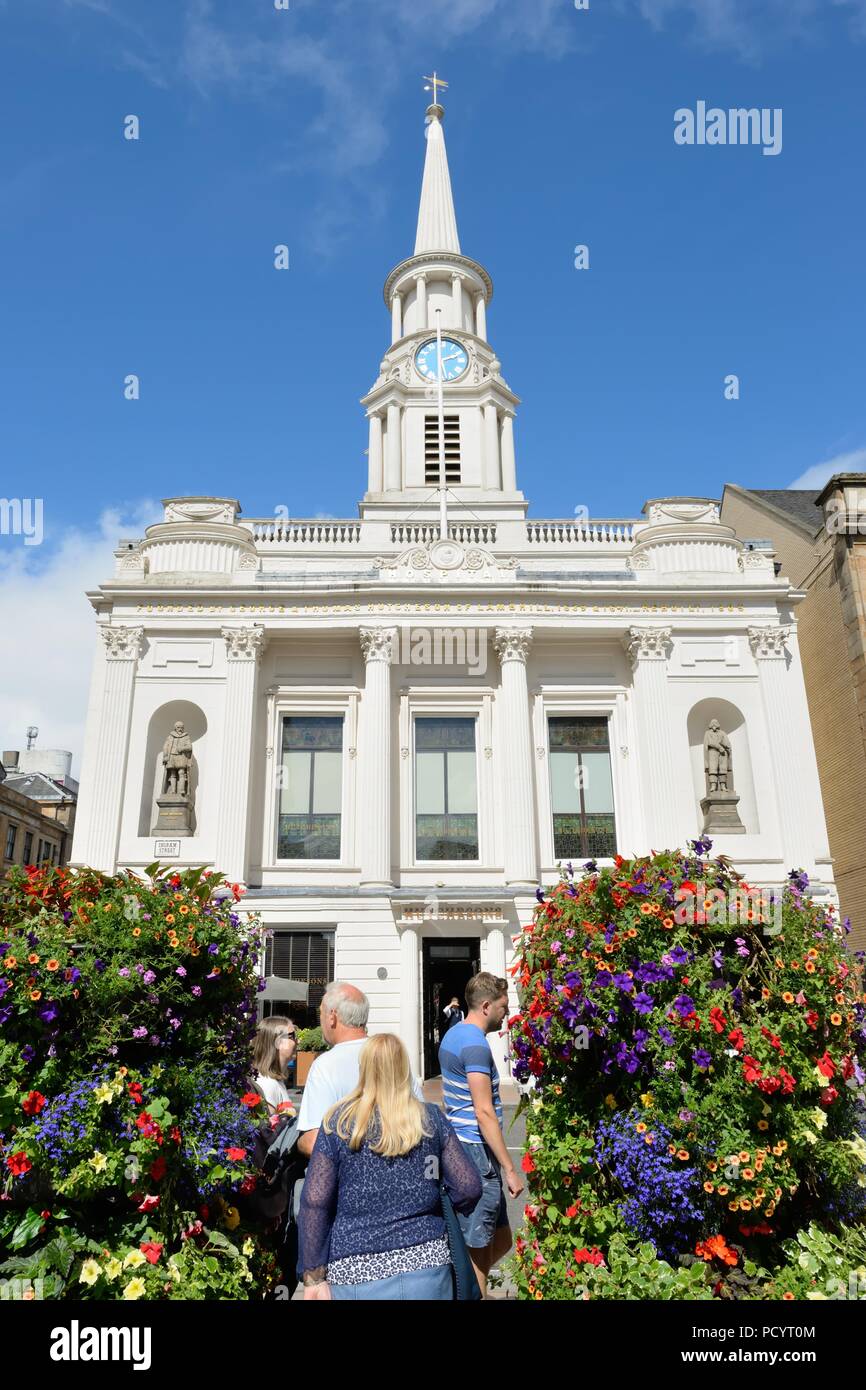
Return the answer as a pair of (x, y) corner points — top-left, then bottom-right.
(326, 1237), (450, 1286)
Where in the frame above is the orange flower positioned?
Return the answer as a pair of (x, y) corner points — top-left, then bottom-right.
(782, 1292), (795, 1301)
(662, 918), (674, 929)
(707, 1160), (718, 1172)
(804, 961), (816, 973)
(676, 1148), (690, 1161)
(806, 948), (818, 959)
(762, 988), (771, 1000)
(46, 959), (59, 971)
(830, 1013), (842, 1026)
(782, 992), (794, 1004)
(179, 905), (190, 916)
(742, 1168), (755, 1181)
(738, 1151), (750, 1163)
(4, 957), (17, 970)
(132, 927), (141, 938)
(639, 903), (652, 915)
(626, 928), (637, 939)
(165, 914), (175, 925)
(635, 1122), (647, 1133)
(757, 1120), (769, 1131)
(703, 1181), (715, 1193)
(717, 1184), (729, 1196)
(28, 953), (39, 965)
(30, 989), (42, 1001)
(728, 1201), (739, 1211)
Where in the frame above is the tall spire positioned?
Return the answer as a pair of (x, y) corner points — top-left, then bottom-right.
(414, 95), (461, 256)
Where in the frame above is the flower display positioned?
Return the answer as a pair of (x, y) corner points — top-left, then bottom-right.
(0, 862), (279, 1300)
(509, 845), (866, 1299)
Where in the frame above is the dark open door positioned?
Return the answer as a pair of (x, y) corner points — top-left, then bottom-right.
(421, 937), (481, 1079)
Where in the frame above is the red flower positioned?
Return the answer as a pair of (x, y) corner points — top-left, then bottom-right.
(40, 1210), (51, 1220)
(696, 1234), (738, 1266)
(761, 1027), (784, 1053)
(573, 1247), (604, 1267)
(6, 1152), (32, 1176)
(22, 1091), (46, 1116)
(135, 1112), (162, 1142)
(566, 1203), (580, 1218)
(805, 1011), (819, 1030)
(240, 1092), (261, 1109)
(140, 1241), (163, 1265)
(742, 1055), (763, 1084)
(816, 1050), (836, 1079)
(225, 1147), (247, 1162)
(240, 1174), (257, 1195)
(231, 883), (243, 902)
(757, 1075), (781, 1095)
(778, 1067), (797, 1095)
(709, 1008), (727, 1035)
(170, 1126), (182, 1144)
(137, 1194), (160, 1213)
(150, 1155), (167, 1182)
(521, 1152), (536, 1174)
(820, 1085), (839, 1107)
(727, 1028), (745, 1052)
(128, 1082), (144, 1106)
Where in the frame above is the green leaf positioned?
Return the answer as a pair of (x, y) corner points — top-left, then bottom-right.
(9, 1208), (45, 1251)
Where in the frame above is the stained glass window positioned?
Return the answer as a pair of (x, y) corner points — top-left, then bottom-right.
(277, 716), (343, 859)
(548, 716), (617, 860)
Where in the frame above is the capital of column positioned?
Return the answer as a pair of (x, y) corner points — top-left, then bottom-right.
(623, 626), (672, 669)
(221, 625), (267, 662)
(494, 626), (533, 664)
(100, 625), (144, 661)
(748, 625), (792, 660)
(360, 626), (398, 663)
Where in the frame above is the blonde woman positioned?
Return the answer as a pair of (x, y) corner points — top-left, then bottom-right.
(251, 1014), (297, 1112)
(299, 1033), (482, 1301)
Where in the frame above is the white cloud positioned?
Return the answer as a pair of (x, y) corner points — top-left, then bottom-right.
(0, 501), (160, 776)
(630, 0), (866, 58)
(788, 448), (866, 490)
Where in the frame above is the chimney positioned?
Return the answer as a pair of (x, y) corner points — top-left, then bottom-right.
(2, 751), (20, 769)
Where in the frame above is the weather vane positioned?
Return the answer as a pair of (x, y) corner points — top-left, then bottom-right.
(423, 72), (448, 106)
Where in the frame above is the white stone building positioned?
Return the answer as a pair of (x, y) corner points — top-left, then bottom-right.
(71, 101), (835, 1081)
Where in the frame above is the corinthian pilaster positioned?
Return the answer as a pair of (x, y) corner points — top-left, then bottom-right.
(215, 626), (266, 882)
(623, 626), (679, 851)
(82, 625), (144, 873)
(494, 627), (537, 886)
(359, 627), (397, 886)
(749, 625), (815, 869)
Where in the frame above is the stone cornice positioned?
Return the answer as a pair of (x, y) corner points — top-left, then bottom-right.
(383, 251), (493, 307)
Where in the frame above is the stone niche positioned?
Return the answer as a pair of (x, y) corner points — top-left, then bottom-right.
(137, 701), (208, 839)
(687, 697), (759, 836)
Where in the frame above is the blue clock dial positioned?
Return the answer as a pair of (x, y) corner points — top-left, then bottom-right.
(415, 338), (469, 383)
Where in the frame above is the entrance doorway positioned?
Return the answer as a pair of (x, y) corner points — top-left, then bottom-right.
(422, 937), (480, 1079)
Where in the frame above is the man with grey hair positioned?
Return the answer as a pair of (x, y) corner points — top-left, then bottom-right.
(296, 982), (423, 1157)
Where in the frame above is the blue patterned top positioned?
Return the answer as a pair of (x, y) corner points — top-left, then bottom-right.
(299, 1102), (482, 1273)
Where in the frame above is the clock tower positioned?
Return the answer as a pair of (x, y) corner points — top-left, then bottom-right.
(360, 93), (526, 526)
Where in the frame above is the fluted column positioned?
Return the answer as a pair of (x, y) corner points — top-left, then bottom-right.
(486, 923), (507, 978)
(367, 412), (384, 493)
(484, 403), (501, 490)
(451, 273), (463, 330)
(500, 413), (517, 492)
(623, 628), (678, 851)
(391, 292), (402, 343)
(748, 626), (814, 869)
(416, 274), (428, 332)
(215, 626), (266, 883)
(359, 627), (397, 887)
(385, 403), (402, 491)
(494, 628), (537, 886)
(476, 294), (487, 341)
(86, 626), (144, 873)
(400, 925), (421, 1075)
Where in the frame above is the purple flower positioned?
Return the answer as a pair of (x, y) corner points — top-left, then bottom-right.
(679, 1109), (694, 1123)
(39, 1003), (58, 1023)
(690, 837), (713, 856)
(21, 1044), (35, 1063)
(692, 1049), (712, 1070)
(192, 985), (202, 997)
(169, 1017), (182, 1031)
(565, 928), (575, 939)
(535, 888), (545, 903)
(143, 970), (156, 985)
(673, 995), (695, 1018)
(149, 1035), (161, 1046)
(176, 966), (187, 977)
(658, 1025), (675, 1046)
(207, 944), (219, 956)
(0, 979), (10, 999)
(0, 1005), (12, 1026)
(132, 1026), (147, 1039)
(93, 959), (106, 973)
(668, 945), (690, 965)
(118, 967), (130, 978)
(613, 973), (634, 993)
(712, 949), (723, 971)
(632, 991), (655, 1015)
(734, 937), (750, 959)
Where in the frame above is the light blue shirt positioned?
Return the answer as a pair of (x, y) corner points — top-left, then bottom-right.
(438, 1022), (503, 1145)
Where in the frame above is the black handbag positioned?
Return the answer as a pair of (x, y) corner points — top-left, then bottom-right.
(439, 1183), (482, 1301)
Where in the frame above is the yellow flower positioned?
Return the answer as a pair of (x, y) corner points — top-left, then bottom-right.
(123, 1277), (147, 1301)
(94, 1083), (115, 1105)
(242, 1238), (255, 1258)
(105, 1258), (123, 1281)
(640, 1092), (654, 1108)
(124, 1249), (146, 1269)
(603, 1093), (617, 1110)
(79, 1259), (101, 1286)
(223, 1205), (241, 1231)
(89, 1151), (108, 1173)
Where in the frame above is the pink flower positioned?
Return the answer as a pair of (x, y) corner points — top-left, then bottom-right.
(137, 1194), (160, 1213)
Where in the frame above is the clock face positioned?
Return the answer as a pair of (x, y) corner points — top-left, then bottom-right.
(415, 337), (469, 383)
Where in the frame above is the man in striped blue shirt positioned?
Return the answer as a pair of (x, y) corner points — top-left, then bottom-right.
(438, 972), (523, 1298)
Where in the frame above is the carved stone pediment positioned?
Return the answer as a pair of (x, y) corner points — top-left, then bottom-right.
(374, 539), (519, 585)
(644, 499), (720, 528)
(163, 498), (239, 525)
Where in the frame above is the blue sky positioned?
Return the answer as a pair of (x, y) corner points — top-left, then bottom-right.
(1, 0), (865, 759)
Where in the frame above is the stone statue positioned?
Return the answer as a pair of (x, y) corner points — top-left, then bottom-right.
(151, 721), (195, 838)
(161, 722), (193, 797)
(703, 719), (733, 795)
(699, 718), (745, 835)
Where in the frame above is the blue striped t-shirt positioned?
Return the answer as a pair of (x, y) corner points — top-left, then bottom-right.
(438, 1021), (502, 1144)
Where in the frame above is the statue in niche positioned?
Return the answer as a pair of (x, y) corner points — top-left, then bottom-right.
(161, 722), (193, 797)
(703, 719), (734, 795)
(151, 721), (195, 838)
(699, 718), (745, 835)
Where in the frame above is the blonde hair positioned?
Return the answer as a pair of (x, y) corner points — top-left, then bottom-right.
(251, 1014), (294, 1082)
(323, 1033), (433, 1157)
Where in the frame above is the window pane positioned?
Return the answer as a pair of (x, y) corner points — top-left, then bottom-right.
(416, 814), (478, 860)
(581, 752), (614, 813)
(415, 716), (475, 750)
(312, 750), (342, 813)
(550, 751), (582, 813)
(280, 750), (312, 814)
(446, 750), (477, 813)
(416, 751), (445, 813)
(278, 814), (341, 859)
(282, 716), (343, 751)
